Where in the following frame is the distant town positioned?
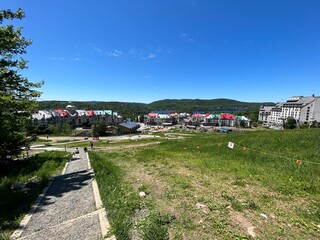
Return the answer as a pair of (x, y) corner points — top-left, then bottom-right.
(31, 95), (320, 135)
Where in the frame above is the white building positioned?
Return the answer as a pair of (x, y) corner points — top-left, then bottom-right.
(259, 96), (320, 125)
(258, 106), (274, 122)
(31, 103), (123, 128)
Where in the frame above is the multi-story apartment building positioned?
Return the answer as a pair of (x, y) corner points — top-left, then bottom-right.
(258, 106), (274, 122)
(259, 96), (320, 125)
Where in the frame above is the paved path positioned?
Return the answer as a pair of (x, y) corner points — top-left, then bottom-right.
(12, 149), (113, 240)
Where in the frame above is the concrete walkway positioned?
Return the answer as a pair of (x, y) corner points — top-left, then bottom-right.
(11, 149), (113, 240)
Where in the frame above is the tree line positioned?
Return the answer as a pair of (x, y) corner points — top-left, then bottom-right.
(37, 99), (272, 118)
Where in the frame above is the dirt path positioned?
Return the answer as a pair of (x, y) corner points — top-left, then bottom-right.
(96, 142), (161, 151)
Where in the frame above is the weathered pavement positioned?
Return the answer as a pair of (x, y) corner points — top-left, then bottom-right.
(11, 149), (113, 240)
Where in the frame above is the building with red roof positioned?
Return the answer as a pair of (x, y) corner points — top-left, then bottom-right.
(144, 111), (249, 127)
(85, 110), (96, 117)
(220, 113), (235, 126)
(54, 108), (69, 117)
(220, 113), (235, 120)
(32, 103), (123, 130)
(192, 113), (204, 119)
(148, 113), (159, 118)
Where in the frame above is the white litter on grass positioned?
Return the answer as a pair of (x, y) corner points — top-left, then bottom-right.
(228, 142), (234, 149)
(260, 213), (268, 220)
(247, 226), (256, 238)
(195, 202), (206, 209)
(139, 192), (146, 198)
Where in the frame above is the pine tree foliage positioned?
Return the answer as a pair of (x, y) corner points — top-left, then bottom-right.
(0, 9), (43, 162)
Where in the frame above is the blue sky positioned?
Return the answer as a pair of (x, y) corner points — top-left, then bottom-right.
(2, 0), (320, 103)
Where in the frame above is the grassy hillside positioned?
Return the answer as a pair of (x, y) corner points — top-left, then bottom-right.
(90, 129), (320, 239)
(36, 99), (274, 117)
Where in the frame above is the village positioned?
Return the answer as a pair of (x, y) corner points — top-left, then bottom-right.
(31, 101), (252, 135)
(31, 95), (320, 137)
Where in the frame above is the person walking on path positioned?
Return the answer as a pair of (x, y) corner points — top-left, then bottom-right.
(74, 147), (79, 154)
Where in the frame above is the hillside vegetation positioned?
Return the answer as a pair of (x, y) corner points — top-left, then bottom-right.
(36, 99), (274, 117)
(90, 129), (320, 239)
(0, 151), (71, 239)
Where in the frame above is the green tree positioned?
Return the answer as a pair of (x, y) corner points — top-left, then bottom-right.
(239, 120), (246, 128)
(139, 114), (145, 123)
(0, 9), (43, 162)
(94, 120), (107, 136)
(285, 117), (297, 129)
(47, 124), (57, 134)
(61, 123), (72, 135)
(310, 120), (318, 128)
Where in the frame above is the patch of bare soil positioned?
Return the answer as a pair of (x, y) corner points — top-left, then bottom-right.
(128, 165), (170, 200)
(229, 211), (257, 237)
(97, 142), (161, 151)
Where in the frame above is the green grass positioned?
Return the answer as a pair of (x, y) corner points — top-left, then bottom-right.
(55, 139), (78, 143)
(31, 138), (52, 143)
(90, 151), (173, 240)
(90, 151), (141, 239)
(91, 129), (320, 239)
(0, 151), (71, 239)
(145, 129), (320, 195)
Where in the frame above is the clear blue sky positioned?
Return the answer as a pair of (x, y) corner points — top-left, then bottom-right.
(3, 0), (320, 103)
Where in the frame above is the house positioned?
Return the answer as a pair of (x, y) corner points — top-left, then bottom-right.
(54, 108), (69, 117)
(31, 110), (56, 126)
(118, 122), (140, 134)
(106, 126), (118, 135)
(146, 113), (159, 125)
(204, 114), (221, 126)
(220, 113), (235, 126)
(75, 110), (86, 117)
(146, 111), (178, 125)
(158, 114), (173, 125)
(85, 110), (95, 117)
(66, 103), (77, 116)
(235, 115), (250, 127)
(192, 113), (204, 119)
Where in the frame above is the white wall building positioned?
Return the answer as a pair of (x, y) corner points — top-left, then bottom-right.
(259, 96), (320, 125)
(258, 106), (273, 122)
(31, 104), (123, 127)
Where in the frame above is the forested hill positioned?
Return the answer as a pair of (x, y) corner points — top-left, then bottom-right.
(148, 99), (274, 113)
(36, 99), (275, 117)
